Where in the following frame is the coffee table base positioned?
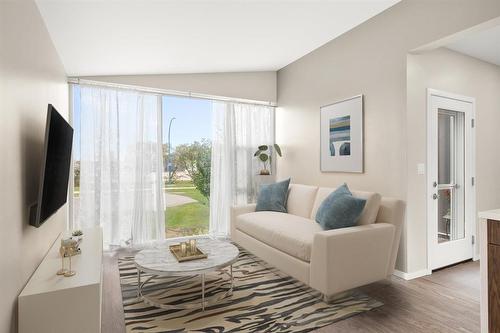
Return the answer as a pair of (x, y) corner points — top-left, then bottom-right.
(136, 265), (234, 311)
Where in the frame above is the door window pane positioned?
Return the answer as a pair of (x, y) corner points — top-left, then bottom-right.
(437, 109), (465, 243)
(438, 113), (453, 185)
(437, 188), (452, 243)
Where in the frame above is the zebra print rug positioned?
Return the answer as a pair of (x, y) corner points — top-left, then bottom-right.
(119, 247), (382, 332)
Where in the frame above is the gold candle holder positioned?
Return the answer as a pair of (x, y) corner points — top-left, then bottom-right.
(57, 242), (68, 275)
(180, 242), (187, 256)
(189, 239), (196, 255)
(59, 238), (77, 277)
(64, 246), (77, 277)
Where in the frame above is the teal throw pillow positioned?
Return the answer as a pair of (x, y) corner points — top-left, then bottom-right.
(255, 178), (291, 213)
(315, 183), (366, 230)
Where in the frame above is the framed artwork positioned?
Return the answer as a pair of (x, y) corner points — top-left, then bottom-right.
(320, 95), (363, 173)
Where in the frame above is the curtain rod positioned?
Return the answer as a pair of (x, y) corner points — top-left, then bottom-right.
(67, 78), (277, 107)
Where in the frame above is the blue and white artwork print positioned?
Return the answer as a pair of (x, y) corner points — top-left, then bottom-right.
(321, 95), (363, 173)
(329, 115), (351, 156)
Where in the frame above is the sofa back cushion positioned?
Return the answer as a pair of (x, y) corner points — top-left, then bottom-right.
(286, 184), (319, 218)
(310, 187), (381, 225)
(351, 190), (382, 225)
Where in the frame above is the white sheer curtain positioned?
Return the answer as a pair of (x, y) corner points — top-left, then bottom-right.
(77, 85), (164, 246)
(209, 102), (275, 237)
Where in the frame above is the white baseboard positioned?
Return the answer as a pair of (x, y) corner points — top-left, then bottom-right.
(393, 268), (431, 280)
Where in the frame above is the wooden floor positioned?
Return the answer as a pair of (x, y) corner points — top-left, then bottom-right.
(102, 250), (480, 333)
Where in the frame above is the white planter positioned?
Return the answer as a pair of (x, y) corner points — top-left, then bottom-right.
(251, 175), (277, 202)
(254, 174), (276, 185)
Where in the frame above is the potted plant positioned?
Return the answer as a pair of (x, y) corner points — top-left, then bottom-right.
(254, 144), (282, 175)
(71, 229), (83, 242)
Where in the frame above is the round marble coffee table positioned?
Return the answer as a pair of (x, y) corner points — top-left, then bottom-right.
(134, 238), (239, 311)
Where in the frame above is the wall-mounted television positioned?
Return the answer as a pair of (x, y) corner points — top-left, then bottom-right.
(29, 104), (73, 228)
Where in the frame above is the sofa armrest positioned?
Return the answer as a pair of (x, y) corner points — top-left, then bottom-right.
(230, 204), (256, 239)
(309, 223), (395, 297)
(231, 204), (257, 217)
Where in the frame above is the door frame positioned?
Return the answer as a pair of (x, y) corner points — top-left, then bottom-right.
(426, 88), (477, 272)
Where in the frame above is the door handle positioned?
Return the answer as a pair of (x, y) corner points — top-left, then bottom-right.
(433, 193), (440, 200)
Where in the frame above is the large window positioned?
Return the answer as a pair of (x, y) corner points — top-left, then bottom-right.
(162, 96), (213, 238)
(71, 83), (275, 245)
(72, 85), (164, 245)
(72, 88), (214, 241)
(72, 85), (81, 225)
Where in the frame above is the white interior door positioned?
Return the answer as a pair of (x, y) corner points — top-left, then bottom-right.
(427, 89), (475, 271)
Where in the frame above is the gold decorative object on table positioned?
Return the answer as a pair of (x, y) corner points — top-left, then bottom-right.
(64, 245), (77, 277)
(57, 237), (81, 277)
(170, 241), (207, 262)
(189, 239), (196, 254)
(57, 243), (68, 276)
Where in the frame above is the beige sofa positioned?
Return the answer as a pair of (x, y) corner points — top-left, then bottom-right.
(230, 184), (405, 300)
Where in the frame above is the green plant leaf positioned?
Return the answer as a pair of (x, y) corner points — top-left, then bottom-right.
(273, 144), (282, 157)
(258, 145), (268, 151)
(254, 150), (261, 157)
(259, 154), (269, 162)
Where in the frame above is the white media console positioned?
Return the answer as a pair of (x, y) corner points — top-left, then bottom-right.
(18, 227), (103, 333)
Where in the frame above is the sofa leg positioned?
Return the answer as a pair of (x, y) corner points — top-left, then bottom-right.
(322, 291), (350, 304)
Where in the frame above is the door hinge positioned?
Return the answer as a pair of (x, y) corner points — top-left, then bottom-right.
(472, 177), (475, 186)
(472, 235), (475, 245)
(471, 118), (475, 128)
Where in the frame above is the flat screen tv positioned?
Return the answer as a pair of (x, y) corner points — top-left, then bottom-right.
(29, 104), (74, 228)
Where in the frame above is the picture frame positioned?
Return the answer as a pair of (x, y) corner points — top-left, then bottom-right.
(320, 95), (363, 173)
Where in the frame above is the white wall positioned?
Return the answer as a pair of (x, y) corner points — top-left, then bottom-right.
(406, 47), (500, 272)
(0, 1), (68, 332)
(276, 0), (500, 272)
(80, 71), (277, 103)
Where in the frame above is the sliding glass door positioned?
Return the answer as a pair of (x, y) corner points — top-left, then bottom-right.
(162, 96), (213, 238)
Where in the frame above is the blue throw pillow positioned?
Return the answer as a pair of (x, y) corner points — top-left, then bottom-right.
(255, 178), (291, 213)
(315, 183), (366, 230)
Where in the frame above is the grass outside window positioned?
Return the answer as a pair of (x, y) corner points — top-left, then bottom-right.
(165, 181), (209, 238)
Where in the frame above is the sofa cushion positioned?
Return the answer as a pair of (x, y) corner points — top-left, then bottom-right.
(351, 190), (382, 225)
(311, 187), (381, 225)
(286, 184), (319, 218)
(256, 178), (291, 213)
(236, 211), (322, 262)
(315, 184), (366, 230)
